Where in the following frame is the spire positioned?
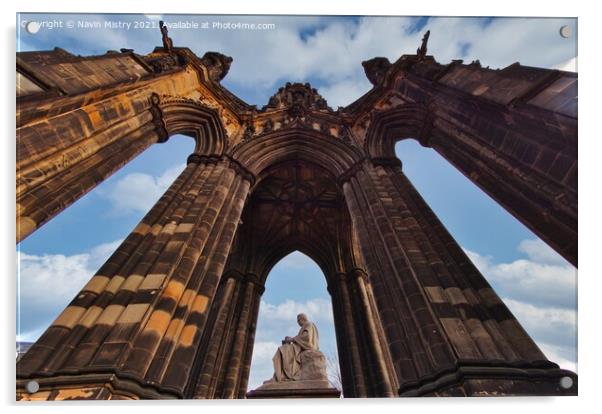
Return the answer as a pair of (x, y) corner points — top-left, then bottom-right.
(417, 30), (430, 58)
(159, 20), (173, 51)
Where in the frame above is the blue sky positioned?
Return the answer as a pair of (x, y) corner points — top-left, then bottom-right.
(17, 14), (577, 390)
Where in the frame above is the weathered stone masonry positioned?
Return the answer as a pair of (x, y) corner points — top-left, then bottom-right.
(17, 30), (577, 399)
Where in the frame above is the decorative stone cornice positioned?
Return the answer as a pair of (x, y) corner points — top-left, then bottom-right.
(244, 273), (266, 295)
(220, 269), (245, 284)
(185, 153), (256, 186)
(149, 93), (169, 143)
(347, 268), (370, 283)
(218, 270), (265, 295)
(143, 53), (184, 74)
(336, 158), (367, 187)
(228, 156), (257, 187)
(329, 269), (371, 293)
(371, 157), (402, 169)
(186, 153), (222, 165)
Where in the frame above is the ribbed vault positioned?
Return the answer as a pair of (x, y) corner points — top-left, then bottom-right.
(231, 128), (364, 179)
(226, 159), (357, 283)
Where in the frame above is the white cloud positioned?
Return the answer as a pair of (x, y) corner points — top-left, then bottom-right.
(538, 342), (577, 373)
(259, 298), (333, 323)
(554, 57), (577, 72)
(102, 163), (185, 214)
(248, 340), (279, 390)
(252, 341), (280, 363)
(464, 238), (577, 370)
(503, 298), (576, 349)
(465, 240), (577, 309)
(317, 77), (372, 109)
(217, 16), (576, 106)
(518, 238), (572, 266)
(17, 239), (122, 342)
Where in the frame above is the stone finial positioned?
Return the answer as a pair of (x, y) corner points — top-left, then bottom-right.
(201, 52), (234, 82)
(159, 21), (173, 51)
(362, 57), (392, 86)
(417, 30), (430, 58)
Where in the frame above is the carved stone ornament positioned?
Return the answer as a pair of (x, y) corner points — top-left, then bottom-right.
(262, 118), (274, 134)
(144, 54), (181, 74)
(362, 57), (392, 86)
(242, 123), (256, 140)
(263, 82), (332, 113)
(201, 52), (234, 82)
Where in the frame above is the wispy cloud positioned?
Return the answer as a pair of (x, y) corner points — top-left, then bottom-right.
(100, 163), (185, 214)
(465, 239), (577, 309)
(259, 298), (333, 323)
(503, 298), (576, 349)
(554, 57), (578, 72)
(465, 238), (577, 371)
(17, 239), (122, 341)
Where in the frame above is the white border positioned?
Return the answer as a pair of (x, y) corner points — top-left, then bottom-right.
(2, 1), (599, 414)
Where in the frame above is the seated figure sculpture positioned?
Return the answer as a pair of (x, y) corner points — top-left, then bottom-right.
(263, 313), (328, 385)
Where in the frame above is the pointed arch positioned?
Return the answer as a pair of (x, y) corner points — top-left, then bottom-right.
(231, 128), (364, 179)
(159, 96), (229, 156)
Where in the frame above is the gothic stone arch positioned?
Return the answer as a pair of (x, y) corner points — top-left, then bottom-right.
(16, 33), (577, 399)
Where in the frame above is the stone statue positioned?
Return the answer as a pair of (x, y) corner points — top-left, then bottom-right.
(263, 313), (328, 384)
(159, 21), (173, 51)
(248, 313), (340, 397)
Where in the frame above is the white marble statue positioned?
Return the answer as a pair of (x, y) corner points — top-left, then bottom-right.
(264, 313), (326, 384)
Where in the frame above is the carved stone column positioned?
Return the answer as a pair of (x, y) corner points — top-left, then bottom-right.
(190, 271), (263, 399)
(329, 269), (397, 397)
(16, 92), (167, 242)
(364, 59), (577, 266)
(428, 125), (577, 267)
(16, 154), (254, 400)
(348, 268), (397, 397)
(341, 158), (577, 396)
(328, 272), (367, 397)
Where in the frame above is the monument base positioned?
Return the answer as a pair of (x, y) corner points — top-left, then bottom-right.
(246, 380), (341, 399)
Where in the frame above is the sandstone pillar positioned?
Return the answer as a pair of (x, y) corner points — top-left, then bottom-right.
(329, 272), (368, 397)
(16, 51), (232, 243)
(329, 269), (397, 397)
(191, 271), (263, 399)
(341, 158), (576, 396)
(365, 62), (577, 265)
(16, 154), (253, 400)
(16, 91), (170, 242)
(428, 126), (577, 266)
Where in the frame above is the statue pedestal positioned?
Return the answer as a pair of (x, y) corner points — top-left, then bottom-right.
(246, 380), (341, 399)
